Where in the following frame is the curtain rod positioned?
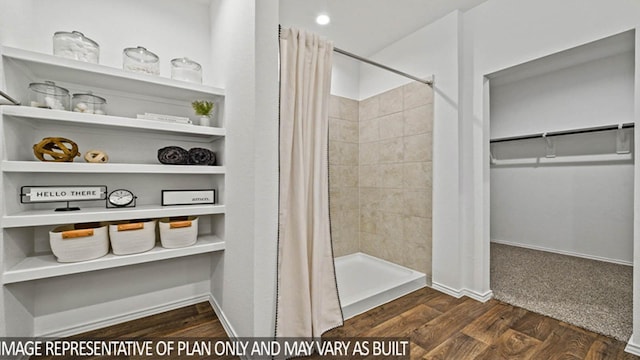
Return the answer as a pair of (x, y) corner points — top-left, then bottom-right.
(333, 47), (433, 86)
(278, 24), (433, 87)
(490, 123), (635, 144)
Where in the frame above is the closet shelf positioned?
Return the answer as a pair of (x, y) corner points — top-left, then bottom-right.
(2, 235), (225, 284)
(1, 46), (224, 100)
(2, 204), (225, 228)
(1, 106), (225, 140)
(1, 161), (226, 174)
(490, 122), (634, 143)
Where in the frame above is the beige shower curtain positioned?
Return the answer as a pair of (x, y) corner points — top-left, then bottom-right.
(276, 27), (343, 338)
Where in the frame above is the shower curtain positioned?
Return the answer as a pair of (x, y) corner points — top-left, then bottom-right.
(276, 27), (343, 338)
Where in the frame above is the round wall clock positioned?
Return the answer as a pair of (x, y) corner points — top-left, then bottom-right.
(107, 189), (136, 208)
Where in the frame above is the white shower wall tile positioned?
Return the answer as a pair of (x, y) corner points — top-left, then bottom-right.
(359, 96), (379, 121)
(329, 86), (433, 274)
(378, 112), (404, 140)
(402, 162), (431, 189)
(379, 164), (404, 188)
(403, 81), (433, 110)
(359, 142), (379, 165)
(329, 141), (358, 165)
(359, 118), (380, 143)
(378, 137), (404, 163)
(329, 117), (358, 143)
(378, 87), (403, 116)
(404, 133), (431, 162)
(339, 97), (359, 121)
(359, 165), (379, 188)
(403, 189), (431, 218)
(404, 105), (432, 135)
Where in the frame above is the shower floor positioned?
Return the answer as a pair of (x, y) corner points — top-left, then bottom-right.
(334, 252), (427, 319)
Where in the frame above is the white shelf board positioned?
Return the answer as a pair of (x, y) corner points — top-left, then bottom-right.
(2, 235), (224, 284)
(2, 204), (225, 228)
(487, 30), (635, 86)
(1, 106), (225, 139)
(1, 46), (224, 100)
(2, 161), (226, 174)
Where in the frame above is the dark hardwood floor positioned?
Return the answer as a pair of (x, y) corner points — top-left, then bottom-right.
(323, 287), (637, 359)
(40, 287), (637, 359)
(68, 302), (228, 339)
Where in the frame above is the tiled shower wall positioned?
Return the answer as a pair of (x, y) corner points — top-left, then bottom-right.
(328, 96), (360, 257)
(329, 81), (433, 275)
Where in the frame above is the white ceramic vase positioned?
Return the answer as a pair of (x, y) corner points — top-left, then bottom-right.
(199, 116), (211, 127)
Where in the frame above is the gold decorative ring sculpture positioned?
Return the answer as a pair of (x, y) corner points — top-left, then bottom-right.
(33, 137), (80, 162)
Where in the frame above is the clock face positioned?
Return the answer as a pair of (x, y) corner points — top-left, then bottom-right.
(108, 189), (135, 207)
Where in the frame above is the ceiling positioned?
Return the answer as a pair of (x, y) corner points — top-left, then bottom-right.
(279, 0), (490, 56)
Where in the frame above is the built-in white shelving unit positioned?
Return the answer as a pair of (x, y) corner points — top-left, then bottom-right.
(0, 46), (227, 336)
(2, 204), (226, 228)
(1, 106), (226, 140)
(1, 161), (226, 174)
(1, 46), (225, 100)
(4, 235), (224, 284)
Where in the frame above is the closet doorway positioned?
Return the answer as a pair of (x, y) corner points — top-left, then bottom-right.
(487, 30), (635, 342)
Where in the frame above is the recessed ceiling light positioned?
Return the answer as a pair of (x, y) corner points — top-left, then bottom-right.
(316, 14), (331, 25)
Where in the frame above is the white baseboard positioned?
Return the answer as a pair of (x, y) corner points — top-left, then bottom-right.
(42, 294), (214, 338)
(208, 294), (237, 339)
(463, 289), (493, 302)
(432, 282), (493, 303)
(491, 239), (632, 266)
(625, 334), (640, 356)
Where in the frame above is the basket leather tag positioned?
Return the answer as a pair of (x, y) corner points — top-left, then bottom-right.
(170, 221), (192, 229)
(62, 229), (94, 239)
(118, 223), (144, 231)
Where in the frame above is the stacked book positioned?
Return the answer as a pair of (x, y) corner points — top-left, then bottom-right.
(136, 113), (193, 124)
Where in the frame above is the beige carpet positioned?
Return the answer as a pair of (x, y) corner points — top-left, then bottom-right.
(490, 243), (632, 342)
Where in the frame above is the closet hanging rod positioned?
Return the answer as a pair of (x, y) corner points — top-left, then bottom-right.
(490, 123), (635, 144)
(333, 47), (433, 86)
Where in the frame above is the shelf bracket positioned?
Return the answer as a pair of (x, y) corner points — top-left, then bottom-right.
(616, 124), (631, 154)
(543, 133), (555, 158)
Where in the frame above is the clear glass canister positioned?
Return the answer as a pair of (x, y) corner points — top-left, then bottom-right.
(28, 81), (70, 110)
(123, 46), (160, 75)
(53, 31), (99, 63)
(72, 92), (107, 115)
(171, 58), (202, 84)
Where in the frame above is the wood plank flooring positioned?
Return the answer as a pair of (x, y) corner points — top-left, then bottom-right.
(40, 287), (637, 359)
(322, 287), (637, 360)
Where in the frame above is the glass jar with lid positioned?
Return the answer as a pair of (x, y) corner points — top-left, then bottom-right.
(28, 81), (70, 110)
(72, 92), (107, 115)
(171, 58), (202, 84)
(123, 46), (160, 75)
(53, 31), (99, 63)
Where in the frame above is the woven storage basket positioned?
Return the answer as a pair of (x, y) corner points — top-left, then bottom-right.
(49, 223), (109, 262)
(108, 219), (157, 255)
(159, 216), (198, 248)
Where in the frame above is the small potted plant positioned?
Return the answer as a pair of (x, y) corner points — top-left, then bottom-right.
(191, 100), (215, 126)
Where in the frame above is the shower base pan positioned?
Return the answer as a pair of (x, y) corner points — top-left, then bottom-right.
(334, 252), (427, 319)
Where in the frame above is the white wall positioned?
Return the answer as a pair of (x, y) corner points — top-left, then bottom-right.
(0, 0), (213, 83)
(209, 0), (279, 337)
(331, 54), (360, 99)
(253, 0), (279, 337)
(490, 52), (635, 138)
(491, 157), (634, 263)
(209, 0), (257, 337)
(460, 0), (640, 348)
